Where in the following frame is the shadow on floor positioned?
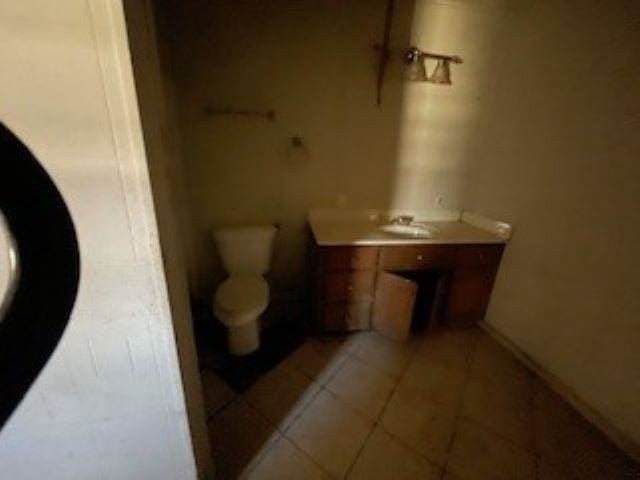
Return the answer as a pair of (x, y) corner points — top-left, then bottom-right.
(192, 299), (307, 392)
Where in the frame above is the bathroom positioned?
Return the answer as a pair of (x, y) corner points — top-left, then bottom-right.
(128, 0), (640, 478)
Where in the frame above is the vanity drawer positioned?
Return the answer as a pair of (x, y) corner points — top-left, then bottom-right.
(323, 271), (375, 301)
(320, 246), (379, 271)
(379, 245), (456, 270)
(322, 299), (371, 331)
(455, 245), (504, 269)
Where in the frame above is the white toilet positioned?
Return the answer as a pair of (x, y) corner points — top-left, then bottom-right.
(212, 225), (277, 355)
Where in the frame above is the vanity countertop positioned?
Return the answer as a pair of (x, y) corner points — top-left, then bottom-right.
(308, 209), (511, 246)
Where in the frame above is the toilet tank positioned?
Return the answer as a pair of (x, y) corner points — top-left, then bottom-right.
(213, 225), (277, 275)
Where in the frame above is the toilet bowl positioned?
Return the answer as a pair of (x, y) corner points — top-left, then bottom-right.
(212, 225), (276, 355)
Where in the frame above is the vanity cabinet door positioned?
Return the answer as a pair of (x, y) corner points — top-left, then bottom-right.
(323, 271), (375, 302)
(445, 269), (496, 325)
(372, 272), (417, 342)
(455, 244), (503, 269)
(322, 299), (372, 332)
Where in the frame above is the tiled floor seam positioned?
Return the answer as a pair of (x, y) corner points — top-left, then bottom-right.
(241, 393), (342, 479)
(207, 395), (237, 420)
(279, 385), (364, 479)
(439, 338), (477, 479)
(244, 382), (324, 437)
(236, 405), (283, 480)
(209, 395), (242, 421)
(293, 350), (351, 387)
(285, 433), (339, 480)
(323, 353), (351, 386)
(333, 351), (410, 480)
(461, 414), (536, 453)
(373, 421), (447, 474)
(458, 358), (536, 454)
(342, 420), (377, 479)
(358, 345), (446, 476)
(528, 370), (542, 480)
(238, 438), (279, 480)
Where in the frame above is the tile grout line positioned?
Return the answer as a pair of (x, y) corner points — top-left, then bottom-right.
(201, 367), (239, 420)
(242, 378), (360, 480)
(529, 370), (541, 480)
(343, 421), (377, 479)
(212, 329), (551, 479)
(342, 340), (434, 479)
(278, 347), (364, 479)
(371, 347), (450, 476)
(279, 383), (323, 435)
(237, 400), (285, 480)
(351, 331), (478, 477)
(440, 331), (540, 479)
(345, 383), (397, 478)
(342, 355), (406, 480)
(248, 331), (481, 478)
(287, 432), (339, 479)
(277, 330), (471, 477)
(438, 333), (478, 480)
(374, 422), (445, 475)
(241, 347), (347, 474)
(449, 343), (539, 456)
(460, 415), (537, 455)
(242, 365), (325, 439)
(209, 393), (237, 419)
(281, 384), (361, 479)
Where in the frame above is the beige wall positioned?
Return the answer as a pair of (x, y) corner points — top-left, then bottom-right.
(155, 0), (502, 300)
(462, 0), (640, 450)
(0, 0), (198, 478)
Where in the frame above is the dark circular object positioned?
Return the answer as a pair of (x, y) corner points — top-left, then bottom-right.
(0, 122), (80, 430)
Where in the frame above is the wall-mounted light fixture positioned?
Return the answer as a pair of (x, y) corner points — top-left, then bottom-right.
(373, 0), (464, 104)
(404, 46), (462, 84)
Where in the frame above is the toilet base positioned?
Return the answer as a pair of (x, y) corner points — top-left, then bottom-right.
(227, 318), (260, 355)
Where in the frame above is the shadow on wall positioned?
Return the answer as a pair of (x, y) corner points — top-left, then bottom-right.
(152, 0), (505, 305)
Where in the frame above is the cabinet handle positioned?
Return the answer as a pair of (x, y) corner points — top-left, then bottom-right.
(347, 285), (353, 291)
(417, 254), (423, 261)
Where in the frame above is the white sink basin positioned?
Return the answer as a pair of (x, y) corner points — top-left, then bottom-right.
(379, 223), (437, 238)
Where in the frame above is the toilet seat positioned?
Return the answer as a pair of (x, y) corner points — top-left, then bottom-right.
(214, 276), (268, 326)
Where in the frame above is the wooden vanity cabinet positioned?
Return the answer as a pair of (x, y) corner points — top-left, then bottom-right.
(311, 241), (504, 338)
(312, 245), (379, 332)
(371, 271), (418, 341)
(444, 244), (504, 326)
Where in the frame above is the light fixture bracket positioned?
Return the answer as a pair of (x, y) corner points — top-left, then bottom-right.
(404, 46), (462, 65)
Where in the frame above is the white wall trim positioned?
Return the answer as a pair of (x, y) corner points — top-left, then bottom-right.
(86, 0), (198, 477)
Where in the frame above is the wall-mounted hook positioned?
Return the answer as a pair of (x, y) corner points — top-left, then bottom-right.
(285, 134), (309, 165)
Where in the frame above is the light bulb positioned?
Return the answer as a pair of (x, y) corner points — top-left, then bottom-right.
(427, 58), (452, 85)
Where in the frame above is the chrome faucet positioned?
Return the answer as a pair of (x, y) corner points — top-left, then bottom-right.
(388, 214), (414, 225)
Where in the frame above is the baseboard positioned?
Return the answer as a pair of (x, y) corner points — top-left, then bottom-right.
(479, 321), (640, 462)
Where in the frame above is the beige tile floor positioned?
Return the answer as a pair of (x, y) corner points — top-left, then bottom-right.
(203, 327), (639, 480)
